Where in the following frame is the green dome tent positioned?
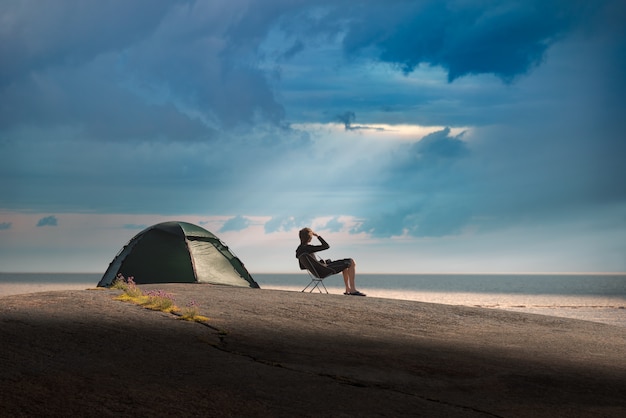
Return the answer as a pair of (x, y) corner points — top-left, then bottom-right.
(98, 221), (259, 288)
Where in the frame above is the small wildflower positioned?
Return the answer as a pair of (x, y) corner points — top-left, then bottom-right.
(112, 277), (208, 322)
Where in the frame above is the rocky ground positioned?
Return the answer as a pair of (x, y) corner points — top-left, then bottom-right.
(1, 284), (625, 417)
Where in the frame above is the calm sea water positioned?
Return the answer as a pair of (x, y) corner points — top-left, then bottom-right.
(1, 272), (625, 327)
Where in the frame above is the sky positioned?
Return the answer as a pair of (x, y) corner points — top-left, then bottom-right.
(1, 0), (625, 274)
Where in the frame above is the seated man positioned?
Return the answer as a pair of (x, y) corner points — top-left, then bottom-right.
(296, 227), (365, 296)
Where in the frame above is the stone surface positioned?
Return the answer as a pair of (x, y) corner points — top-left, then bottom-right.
(1, 284), (625, 417)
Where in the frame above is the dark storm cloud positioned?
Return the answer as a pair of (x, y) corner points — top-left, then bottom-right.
(0, 65), (212, 142)
(0, 0), (186, 86)
(0, 0), (285, 139)
(339, 0), (598, 82)
(0, 0), (603, 142)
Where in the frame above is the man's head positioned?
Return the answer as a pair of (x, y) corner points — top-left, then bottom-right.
(299, 227), (313, 245)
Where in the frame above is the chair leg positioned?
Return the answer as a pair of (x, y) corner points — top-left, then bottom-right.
(301, 280), (315, 292)
(310, 279), (327, 294)
(302, 278), (328, 294)
(318, 280), (328, 294)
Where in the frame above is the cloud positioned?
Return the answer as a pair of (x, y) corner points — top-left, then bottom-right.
(264, 215), (313, 234)
(353, 198), (473, 238)
(0, 222), (12, 230)
(280, 39), (305, 60)
(339, 0), (598, 82)
(0, 64), (213, 142)
(0, 0), (184, 86)
(0, 0), (606, 143)
(335, 111), (386, 131)
(220, 215), (251, 232)
(390, 127), (471, 186)
(36, 216), (58, 227)
(336, 111), (356, 130)
(0, 0), (286, 138)
(412, 127), (469, 159)
(115, 0), (288, 129)
(320, 217), (344, 233)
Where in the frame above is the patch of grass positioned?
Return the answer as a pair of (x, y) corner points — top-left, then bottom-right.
(115, 293), (138, 302)
(178, 300), (209, 322)
(111, 274), (209, 322)
(111, 274), (129, 290)
(180, 313), (210, 322)
(111, 274), (142, 297)
(143, 290), (176, 312)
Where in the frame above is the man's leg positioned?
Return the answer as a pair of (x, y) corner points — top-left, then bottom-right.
(342, 270), (351, 293)
(346, 259), (356, 292)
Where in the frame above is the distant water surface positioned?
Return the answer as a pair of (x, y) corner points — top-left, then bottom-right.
(1, 272), (624, 327)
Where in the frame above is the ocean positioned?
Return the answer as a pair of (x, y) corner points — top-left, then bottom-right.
(1, 272), (625, 328)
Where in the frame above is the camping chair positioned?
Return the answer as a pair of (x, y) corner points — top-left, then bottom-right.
(298, 253), (340, 293)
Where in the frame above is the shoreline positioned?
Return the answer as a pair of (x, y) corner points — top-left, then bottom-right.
(1, 285), (626, 416)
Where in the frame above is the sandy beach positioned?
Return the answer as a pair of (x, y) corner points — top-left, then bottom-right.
(1, 284), (625, 417)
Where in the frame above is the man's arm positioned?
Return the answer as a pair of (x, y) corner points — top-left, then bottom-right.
(315, 236), (330, 251)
